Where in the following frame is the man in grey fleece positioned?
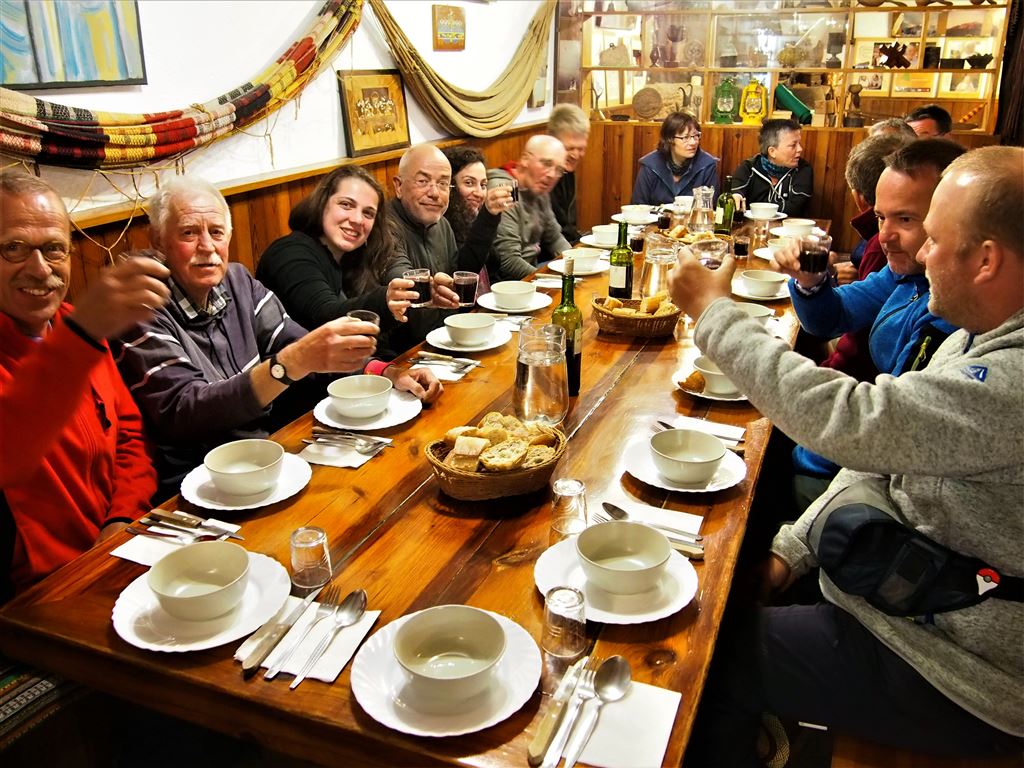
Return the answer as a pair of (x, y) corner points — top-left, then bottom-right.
(488, 134), (572, 280)
(671, 146), (1023, 764)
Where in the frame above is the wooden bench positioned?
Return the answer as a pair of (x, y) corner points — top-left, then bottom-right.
(831, 734), (1024, 768)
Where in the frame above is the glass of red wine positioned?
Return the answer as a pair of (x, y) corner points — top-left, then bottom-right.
(453, 271), (479, 307)
(798, 234), (832, 274)
(403, 268), (432, 307)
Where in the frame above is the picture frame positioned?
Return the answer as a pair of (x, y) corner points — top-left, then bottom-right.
(336, 70), (411, 158)
(432, 5), (466, 51)
(891, 71), (936, 97)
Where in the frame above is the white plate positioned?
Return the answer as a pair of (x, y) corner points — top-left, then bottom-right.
(425, 325), (512, 353)
(111, 552), (289, 653)
(577, 235), (614, 251)
(731, 279), (790, 302)
(534, 538), (698, 625)
(753, 247), (773, 260)
(624, 438), (747, 493)
(547, 258), (611, 277)
(476, 292), (553, 314)
(672, 367), (750, 402)
(770, 226), (826, 238)
(313, 389), (423, 431)
(180, 453), (312, 511)
(350, 609), (541, 737)
(744, 211), (787, 222)
(611, 212), (658, 225)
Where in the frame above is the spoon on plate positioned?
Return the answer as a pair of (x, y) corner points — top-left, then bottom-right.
(564, 655), (632, 768)
(289, 588), (368, 690)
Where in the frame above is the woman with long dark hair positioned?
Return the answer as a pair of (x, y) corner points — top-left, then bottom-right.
(442, 146), (489, 248)
(630, 111), (719, 206)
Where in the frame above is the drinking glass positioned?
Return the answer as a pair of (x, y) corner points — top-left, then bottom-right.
(513, 324), (568, 426)
(798, 234), (832, 274)
(487, 176), (519, 202)
(550, 478), (588, 543)
(691, 238), (728, 269)
(541, 586), (587, 662)
(733, 234), (751, 261)
(640, 233), (677, 300)
(345, 309), (380, 327)
(452, 271), (479, 307)
(403, 268), (432, 307)
(290, 527), (331, 596)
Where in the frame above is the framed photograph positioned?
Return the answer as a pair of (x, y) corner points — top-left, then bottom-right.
(891, 71), (936, 97)
(337, 70), (411, 158)
(854, 71), (890, 96)
(1, 0), (146, 90)
(939, 72), (982, 98)
(432, 5), (466, 51)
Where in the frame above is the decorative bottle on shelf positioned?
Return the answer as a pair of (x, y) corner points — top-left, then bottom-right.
(551, 259), (583, 397)
(608, 221), (633, 301)
(714, 176), (736, 235)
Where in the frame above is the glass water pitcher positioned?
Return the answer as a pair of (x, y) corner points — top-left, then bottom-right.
(689, 185), (715, 234)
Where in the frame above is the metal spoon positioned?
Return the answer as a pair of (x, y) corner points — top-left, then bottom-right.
(564, 655), (632, 768)
(289, 588), (368, 690)
(600, 501), (703, 543)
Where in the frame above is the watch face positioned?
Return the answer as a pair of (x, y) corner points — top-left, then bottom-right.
(271, 363), (286, 380)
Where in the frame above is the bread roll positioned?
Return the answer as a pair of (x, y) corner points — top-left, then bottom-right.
(639, 294), (664, 314)
(603, 297), (624, 310)
(475, 425), (508, 445)
(444, 425), (478, 446)
(453, 435), (489, 457)
(522, 445), (556, 468)
(479, 411), (504, 428)
(444, 451), (480, 472)
(479, 438), (529, 471)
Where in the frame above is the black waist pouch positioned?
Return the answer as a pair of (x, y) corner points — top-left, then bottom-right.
(808, 481), (1023, 617)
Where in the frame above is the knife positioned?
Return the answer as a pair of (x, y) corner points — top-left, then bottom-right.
(527, 656), (588, 767)
(143, 512), (244, 541)
(601, 502), (703, 543)
(415, 351), (483, 367)
(240, 586), (324, 679)
(541, 659), (594, 768)
(656, 420), (745, 454)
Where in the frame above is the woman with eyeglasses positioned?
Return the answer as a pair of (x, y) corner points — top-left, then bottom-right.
(630, 111), (719, 206)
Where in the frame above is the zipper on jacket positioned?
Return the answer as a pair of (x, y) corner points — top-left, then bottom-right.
(868, 291), (920, 347)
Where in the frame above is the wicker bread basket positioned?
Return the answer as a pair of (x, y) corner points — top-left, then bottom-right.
(425, 429), (568, 501)
(591, 298), (683, 338)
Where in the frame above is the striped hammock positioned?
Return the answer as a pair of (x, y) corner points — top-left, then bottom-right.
(0, 0), (361, 170)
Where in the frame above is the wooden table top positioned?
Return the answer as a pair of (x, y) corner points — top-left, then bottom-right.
(0, 250), (799, 767)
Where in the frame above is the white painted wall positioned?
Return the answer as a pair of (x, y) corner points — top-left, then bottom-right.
(24, 0), (552, 215)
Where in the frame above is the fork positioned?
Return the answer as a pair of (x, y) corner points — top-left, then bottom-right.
(589, 509), (703, 543)
(412, 359), (475, 373)
(264, 584), (340, 680)
(541, 656), (601, 768)
(125, 526), (224, 545)
(562, 665), (600, 768)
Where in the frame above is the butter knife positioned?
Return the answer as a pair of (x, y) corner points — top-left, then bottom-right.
(541, 660), (593, 768)
(240, 586), (324, 679)
(143, 512), (243, 541)
(527, 656), (588, 767)
(415, 351), (483, 367)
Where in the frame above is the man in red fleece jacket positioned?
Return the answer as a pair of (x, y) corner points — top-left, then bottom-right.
(0, 171), (169, 599)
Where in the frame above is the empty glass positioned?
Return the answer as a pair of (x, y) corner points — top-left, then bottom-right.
(290, 527), (331, 596)
(542, 586), (587, 662)
(550, 478), (588, 543)
(689, 186), (715, 234)
(513, 324), (568, 426)
(640, 233), (677, 300)
(691, 238), (729, 269)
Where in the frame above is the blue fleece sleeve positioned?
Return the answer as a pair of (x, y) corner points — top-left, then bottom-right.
(791, 266), (898, 339)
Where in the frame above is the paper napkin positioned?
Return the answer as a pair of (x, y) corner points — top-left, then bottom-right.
(299, 437), (391, 468)
(663, 415), (745, 447)
(410, 362), (470, 382)
(574, 681), (682, 768)
(533, 275), (565, 290)
(605, 499), (703, 537)
(110, 518), (242, 566)
(234, 596), (380, 683)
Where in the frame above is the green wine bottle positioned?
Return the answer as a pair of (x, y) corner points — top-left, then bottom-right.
(551, 258), (583, 396)
(608, 221), (633, 300)
(715, 175), (736, 235)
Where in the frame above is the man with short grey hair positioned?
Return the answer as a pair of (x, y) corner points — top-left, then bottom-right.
(547, 104), (590, 243)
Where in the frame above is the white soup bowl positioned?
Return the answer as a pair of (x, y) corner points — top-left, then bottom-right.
(576, 521), (671, 595)
(444, 314), (495, 346)
(490, 281), (536, 310)
(327, 374), (393, 419)
(734, 302), (774, 325)
(748, 202), (779, 219)
(148, 540), (250, 621)
(591, 224), (619, 246)
(650, 428), (726, 484)
(740, 269), (788, 298)
(693, 355), (738, 395)
(204, 439), (284, 496)
(561, 247), (603, 272)
(779, 218), (815, 237)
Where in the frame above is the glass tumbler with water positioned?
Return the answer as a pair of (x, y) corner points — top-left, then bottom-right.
(513, 324), (568, 426)
(640, 233), (678, 300)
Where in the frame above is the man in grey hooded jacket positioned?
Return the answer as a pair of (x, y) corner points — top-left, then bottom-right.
(671, 146), (1023, 764)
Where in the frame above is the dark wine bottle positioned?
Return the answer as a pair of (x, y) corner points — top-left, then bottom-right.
(551, 259), (583, 396)
(714, 175), (736, 235)
(608, 221), (633, 300)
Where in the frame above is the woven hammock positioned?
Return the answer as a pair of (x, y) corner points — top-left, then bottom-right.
(366, 0), (555, 138)
(0, 0), (362, 170)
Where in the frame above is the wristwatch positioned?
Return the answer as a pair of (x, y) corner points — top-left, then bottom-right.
(268, 354), (297, 385)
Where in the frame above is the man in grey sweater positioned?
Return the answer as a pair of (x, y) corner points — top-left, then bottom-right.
(671, 146), (1023, 763)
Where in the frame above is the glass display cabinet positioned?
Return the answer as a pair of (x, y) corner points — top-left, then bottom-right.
(555, 0), (1008, 132)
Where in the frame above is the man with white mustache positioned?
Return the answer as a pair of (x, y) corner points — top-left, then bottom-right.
(0, 170), (169, 597)
(115, 176), (440, 499)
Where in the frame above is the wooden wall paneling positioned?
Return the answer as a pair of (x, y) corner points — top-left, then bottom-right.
(575, 121), (603, 233)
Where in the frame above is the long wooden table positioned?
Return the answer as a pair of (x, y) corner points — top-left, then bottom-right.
(0, 251), (799, 766)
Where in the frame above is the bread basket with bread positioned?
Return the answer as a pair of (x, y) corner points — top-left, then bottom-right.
(591, 292), (683, 338)
(425, 412), (567, 500)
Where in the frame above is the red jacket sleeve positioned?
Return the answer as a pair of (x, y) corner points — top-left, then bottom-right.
(106, 360), (157, 523)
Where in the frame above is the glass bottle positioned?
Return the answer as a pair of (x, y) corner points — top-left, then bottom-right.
(714, 175), (736, 235)
(608, 221), (633, 300)
(551, 259), (583, 396)
(689, 186), (715, 234)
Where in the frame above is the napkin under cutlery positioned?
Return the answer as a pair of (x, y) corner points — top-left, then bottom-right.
(410, 362), (471, 382)
(571, 681), (681, 768)
(111, 518), (242, 566)
(663, 415), (746, 448)
(604, 499), (703, 538)
(299, 437), (392, 468)
(234, 596), (379, 682)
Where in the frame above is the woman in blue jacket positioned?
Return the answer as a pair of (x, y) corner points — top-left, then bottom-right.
(630, 112), (719, 206)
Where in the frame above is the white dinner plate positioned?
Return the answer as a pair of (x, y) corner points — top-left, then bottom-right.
(770, 226), (826, 238)
(313, 389), (423, 431)
(476, 292), (553, 314)
(672, 367), (749, 403)
(611, 212), (658, 225)
(425, 325), (512, 353)
(350, 609), (541, 737)
(623, 438), (747, 493)
(577, 235), (614, 252)
(731, 279), (790, 302)
(534, 538), (698, 625)
(753, 247), (773, 260)
(547, 258), (611, 277)
(743, 211), (787, 222)
(180, 453), (312, 511)
(111, 552), (289, 653)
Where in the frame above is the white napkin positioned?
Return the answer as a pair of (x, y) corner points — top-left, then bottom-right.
(496, 318), (526, 334)
(110, 518), (242, 566)
(299, 437), (391, 468)
(574, 681), (682, 768)
(410, 362), (470, 382)
(663, 415), (745, 447)
(234, 596), (380, 682)
(533, 275), (565, 289)
(604, 500), (703, 537)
